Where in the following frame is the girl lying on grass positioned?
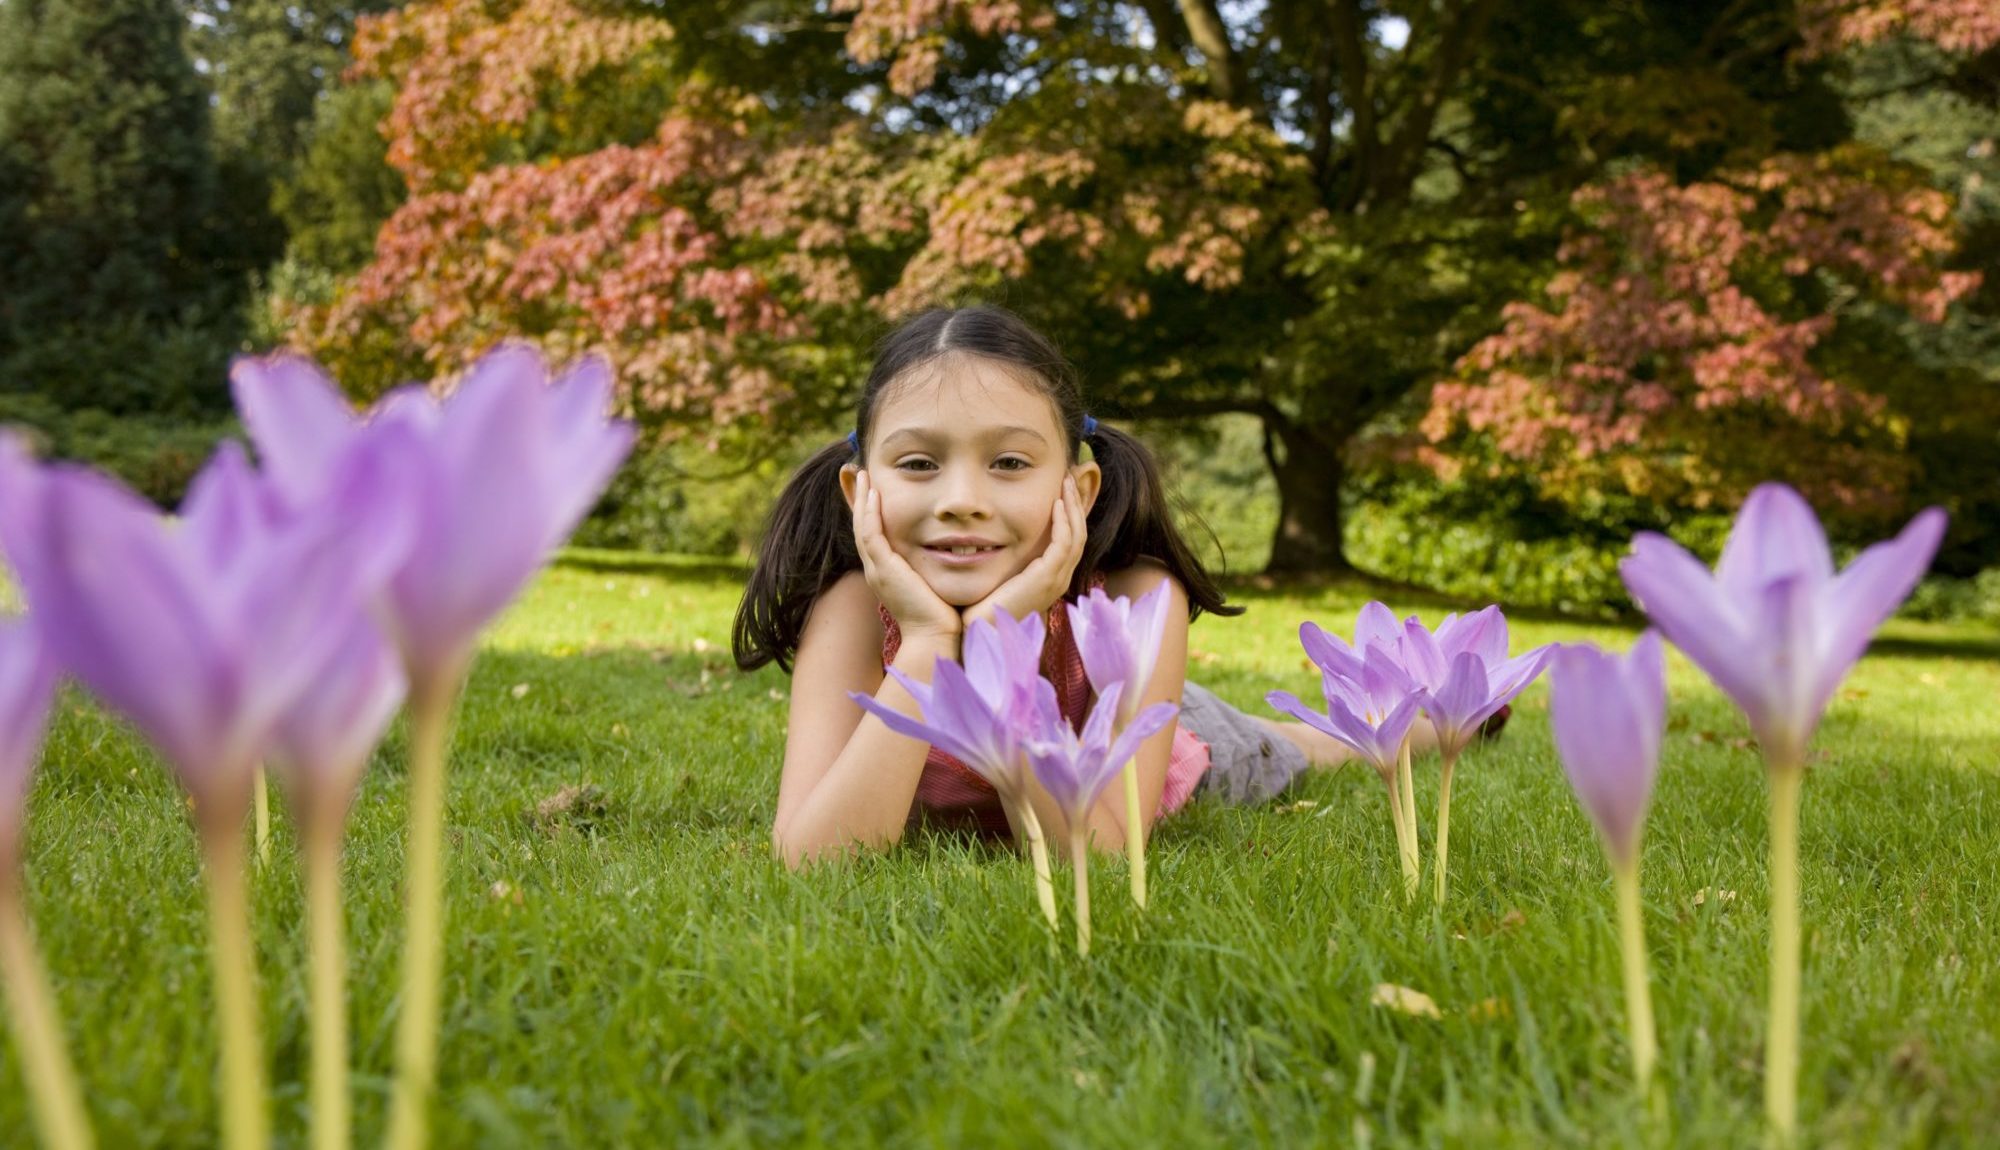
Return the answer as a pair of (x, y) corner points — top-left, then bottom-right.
(732, 304), (1466, 867)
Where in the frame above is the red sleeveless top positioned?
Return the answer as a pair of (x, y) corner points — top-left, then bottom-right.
(879, 593), (1211, 836)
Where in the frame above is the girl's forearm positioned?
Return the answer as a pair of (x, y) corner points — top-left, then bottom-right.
(774, 634), (959, 867)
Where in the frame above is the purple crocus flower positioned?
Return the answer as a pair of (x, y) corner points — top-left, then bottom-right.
(0, 434), (414, 833)
(1399, 609), (1554, 759)
(1067, 583), (1171, 717)
(0, 619), (56, 871)
(1267, 642), (1429, 783)
(849, 608), (1047, 794)
(1618, 484), (1946, 769)
(1022, 678), (1177, 955)
(1548, 633), (1666, 868)
(232, 344), (636, 686)
(1022, 681), (1179, 825)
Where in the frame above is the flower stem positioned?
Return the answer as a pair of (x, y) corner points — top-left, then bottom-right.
(1120, 762), (1146, 911)
(1070, 830), (1091, 957)
(387, 670), (460, 1150)
(1766, 766), (1803, 1142)
(1396, 738), (1420, 899)
(1384, 776), (1415, 900)
(1614, 859), (1657, 1093)
(1013, 799), (1060, 930)
(1434, 754), (1457, 907)
(202, 828), (265, 1150)
(253, 766), (270, 867)
(304, 813), (348, 1150)
(0, 868), (94, 1150)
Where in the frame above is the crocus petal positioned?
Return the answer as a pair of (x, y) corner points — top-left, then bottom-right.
(540, 357), (637, 548)
(1810, 506), (1946, 718)
(229, 353), (360, 507)
(1619, 533), (1765, 713)
(1427, 652), (1491, 754)
(0, 620), (56, 860)
(1400, 619), (1448, 692)
(1716, 483), (1834, 601)
(1437, 605), (1506, 666)
(1749, 574), (1820, 765)
(1266, 689), (1351, 746)
(1549, 637), (1664, 866)
(1300, 621), (1363, 681)
(1354, 602), (1402, 657)
(269, 618), (406, 815)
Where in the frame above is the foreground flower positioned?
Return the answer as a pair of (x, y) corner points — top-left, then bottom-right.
(1270, 637), (1429, 897)
(267, 619), (406, 1150)
(1549, 633), (1666, 1093)
(1023, 681), (1178, 954)
(1400, 607), (1553, 903)
(1618, 483), (1945, 1138)
(0, 435), (413, 1150)
(232, 345), (634, 1150)
(851, 608), (1061, 928)
(0, 620), (91, 1150)
(1066, 582), (1172, 909)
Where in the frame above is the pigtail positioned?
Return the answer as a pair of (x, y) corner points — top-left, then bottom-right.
(1076, 422), (1243, 620)
(732, 439), (861, 673)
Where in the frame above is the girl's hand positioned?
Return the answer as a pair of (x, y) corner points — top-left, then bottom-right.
(962, 474), (1088, 631)
(850, 470), (962, 643)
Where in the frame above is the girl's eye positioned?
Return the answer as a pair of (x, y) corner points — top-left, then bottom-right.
(894, 457), (936, 472)
(994, 456), (1031, 472)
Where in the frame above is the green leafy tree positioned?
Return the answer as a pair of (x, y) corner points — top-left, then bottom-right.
(291, 0), (1990, 572)
(0, 0), (236, 414)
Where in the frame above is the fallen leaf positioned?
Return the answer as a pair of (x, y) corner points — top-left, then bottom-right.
(767, 688), (787, 701)
(510, 683), (530, 699)
(488, 880), (523, 907)
(1274, 799), (1318, 813)
(692, 637), (711, 653)
(1463, 997), (1511, 1023)
(1369, 983), (1442, 1019)
(530, 784), (611, 835)
(1693, 887), (1738, 908)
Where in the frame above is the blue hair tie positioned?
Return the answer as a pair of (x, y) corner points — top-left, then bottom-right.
(1081, 415), (1099, 438)
(846, 430), (859, 453)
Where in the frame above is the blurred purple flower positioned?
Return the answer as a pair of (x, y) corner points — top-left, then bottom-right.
(0, 434), (413, 833)
(232, 344), (636, 686)
(1022, 681), (1178, 824)
(1399, 609), (1554, 759)
(1297, 600), (1406, 685)
(850, 608), (1047, 793)
(1067, 583), (1171, 714)
(267, 617), (407, 825)
(1549, 633), (1667, 867)
(1618, 484), (1946, 768)
(0, 620), (57, 869)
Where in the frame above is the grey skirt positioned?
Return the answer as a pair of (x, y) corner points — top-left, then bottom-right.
(1179, 681), (1311, 806)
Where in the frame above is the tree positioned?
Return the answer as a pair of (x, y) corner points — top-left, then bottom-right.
(0, 0), (235, 414)
(293, 0), (1991, 570)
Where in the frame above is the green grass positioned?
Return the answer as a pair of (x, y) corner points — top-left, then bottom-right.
(5, 548), (1999, 1147)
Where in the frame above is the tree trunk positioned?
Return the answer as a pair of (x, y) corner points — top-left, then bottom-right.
(1261, 414), (1354, 575)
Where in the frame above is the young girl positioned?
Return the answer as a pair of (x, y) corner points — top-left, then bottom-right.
(734, 305), (1359, 867)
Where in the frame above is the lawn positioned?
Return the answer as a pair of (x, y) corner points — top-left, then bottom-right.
(5, 549), (1999, 1147)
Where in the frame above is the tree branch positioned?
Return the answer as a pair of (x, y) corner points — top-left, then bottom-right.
(1375, 0), (1496, 207)
(1136, 0), (1193, 63)
(1177, 0), (1261, 113)
(1329, 0), (1378, 211)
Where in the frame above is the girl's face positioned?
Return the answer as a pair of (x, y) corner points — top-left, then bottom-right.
(840, 355), (1101, 608)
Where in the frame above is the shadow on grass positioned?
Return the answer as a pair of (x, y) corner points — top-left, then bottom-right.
(555, 547), (750, 586)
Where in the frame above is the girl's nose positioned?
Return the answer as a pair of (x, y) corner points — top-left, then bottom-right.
(933, 465), (990, 520)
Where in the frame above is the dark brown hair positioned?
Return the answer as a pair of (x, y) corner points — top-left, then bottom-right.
(732, 304), (1241, 672)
